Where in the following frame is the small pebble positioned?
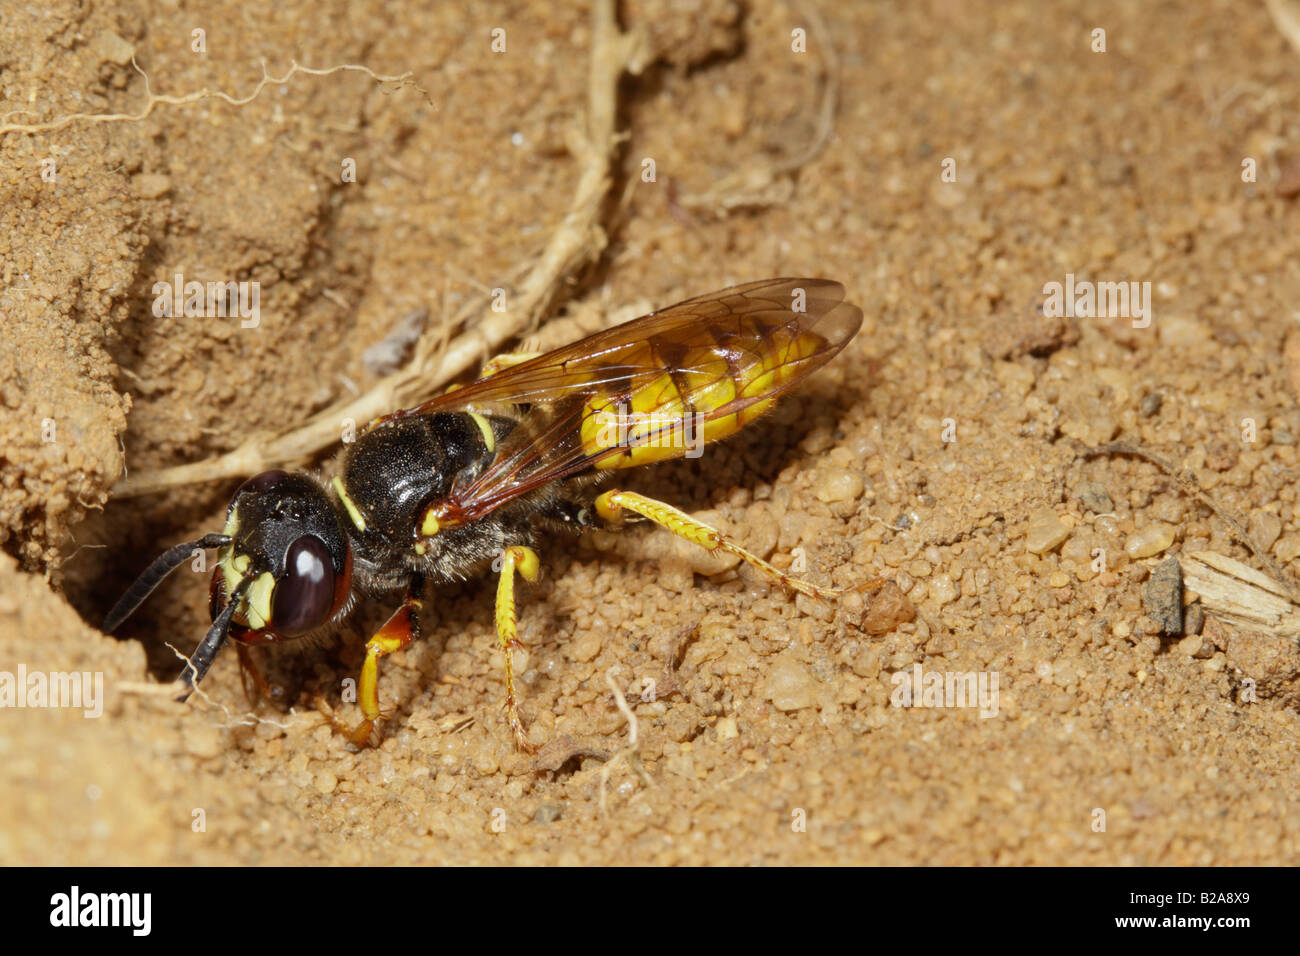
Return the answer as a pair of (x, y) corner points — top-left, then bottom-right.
(1248, 511), (1283, 552)
(1074, 481), (1113, 514)
(133, 173), (172, 199)
(1182, 603), (1205, 637)
(1276, 535), (1300, 563)
(183, 723), (222, 759)
(930, 574), (958, 605)
(1139, 392), (1163, 417)
(1098, 156), (1133, 185)
(1142, 556), (1183, 636)
(1025, 508), (1070, 555)
(313, 769), (338, 795)
(813, 469), (864, 503)
(764, 656), (818, 712)
(1157, 316), (1211, 347)
(1277, 158), (1300, 198)
(1017, 162), (1065, 190)
(570, 629), (602, 663)
(799, 428), (835, 455)
(534, 802), (564, 824)
(1125, 522), (1176, 558)
(94, 31), (135, 65)
(857, 580), (917, 635)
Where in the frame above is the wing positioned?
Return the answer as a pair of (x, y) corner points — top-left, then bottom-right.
(400, 277), (863, 527)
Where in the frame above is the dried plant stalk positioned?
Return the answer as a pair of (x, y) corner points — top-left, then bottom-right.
(1266, 0), (1300, 55)
(1180, 551), (1300, 638)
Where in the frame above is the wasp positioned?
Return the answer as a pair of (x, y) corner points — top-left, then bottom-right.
(105, 278), (864, 751)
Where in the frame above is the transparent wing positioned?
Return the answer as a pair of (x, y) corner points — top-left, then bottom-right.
(394, 278), (863, 525)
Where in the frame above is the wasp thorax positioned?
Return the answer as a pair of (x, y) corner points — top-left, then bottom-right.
(221, 471), (353, 638)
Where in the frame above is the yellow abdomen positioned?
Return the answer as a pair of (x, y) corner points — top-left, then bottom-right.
(579, 320), (825, 469)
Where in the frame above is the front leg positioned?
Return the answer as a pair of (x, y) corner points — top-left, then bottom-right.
(235, 643), (275, 705)
(345, 574), (424, 747)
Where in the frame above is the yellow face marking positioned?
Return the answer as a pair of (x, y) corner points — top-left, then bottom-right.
(244, 572), (276, 630)
(413, 542), (427, 555)
(222, 550), (248, 600)
(332, 475), (367, 532)
(218, 506), (244, 592)
(420, 508), (440, 537)
(219, 551), (270, 630)
(468, 412), (496, 454)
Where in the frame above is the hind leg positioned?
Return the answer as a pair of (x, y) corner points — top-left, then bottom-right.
(593, 489), (873, 600)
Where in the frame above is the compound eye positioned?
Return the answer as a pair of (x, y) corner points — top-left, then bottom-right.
(237, 469), (290, 497)
(272, 536), (336, 636)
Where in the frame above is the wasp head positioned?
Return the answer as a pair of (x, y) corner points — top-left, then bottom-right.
(103, 469), (355, 700)
(216, 470), (354, 643)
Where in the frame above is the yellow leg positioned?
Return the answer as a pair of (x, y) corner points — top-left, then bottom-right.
(495, 545), (540, 752)
(594, 490), (841, 600)
(344, 583), (423, 747)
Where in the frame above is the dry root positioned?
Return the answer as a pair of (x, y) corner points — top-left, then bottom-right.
(0, 59), (424, 136)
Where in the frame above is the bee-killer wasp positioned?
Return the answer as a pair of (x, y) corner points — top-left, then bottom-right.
(105, 278), (864, 751)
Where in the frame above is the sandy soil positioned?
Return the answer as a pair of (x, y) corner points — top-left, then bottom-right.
(4, 0), (1300, 865)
